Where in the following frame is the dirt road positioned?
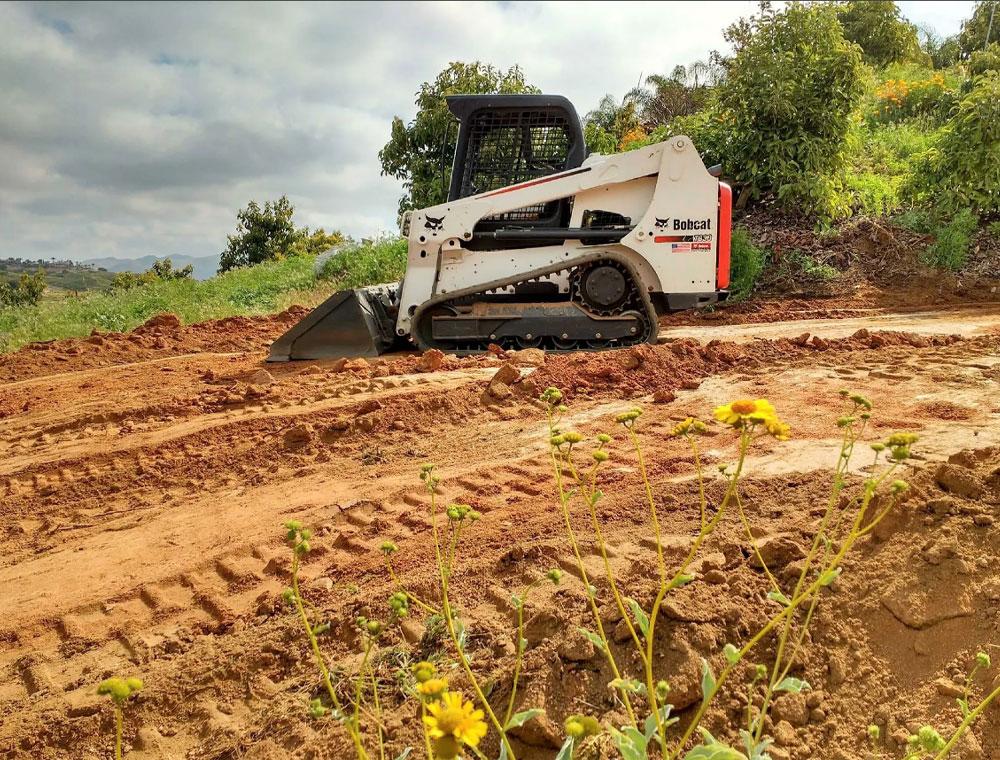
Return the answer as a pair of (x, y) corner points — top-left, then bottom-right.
(2, 305), (998, 759)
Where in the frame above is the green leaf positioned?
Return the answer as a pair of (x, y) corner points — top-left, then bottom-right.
(818, 567), (841, 586)
(700, 659), (716, 706)
(767, 590), (791, 607)
(577, 627), (607, 652)
(669, 573), (695, 589)
(505, 708), (544, 730)
(610, 726), (649, 760)
(610, 677), (646, 695)
(393, 749), (412, 760)
(554, 737), (575, 760)
(683, 729), (749, 760)
(643, 704), (677, 741)
(775, 676), (811, 693)
(723, 643), (740, 665)
(498, 745), (507, 760)
(626, 597), (650, 638)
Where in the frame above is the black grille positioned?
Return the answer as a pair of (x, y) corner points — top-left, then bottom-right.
(459, 109), (572, 223)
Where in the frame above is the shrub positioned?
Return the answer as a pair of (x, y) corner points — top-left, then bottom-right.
(922, 208), (979, 270)
(109, 257), (193, 292)
(968, 42), (1000, 78)
(0, 269), (46, 307)
(909, 72), (1000, 215)
(286, 228), (345, 258)
(711, 2), (865, 219)
(728, 228), (768, 301)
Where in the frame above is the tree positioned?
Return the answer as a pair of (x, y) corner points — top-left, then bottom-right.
(917, 24), (962, 68)
(378, 62), (539, 216)
(837, 1), (922, 66)
(959, 1), (999, 58)
(287, 228), (345, 258)
(632, 59), (723, 128)
(109, 257), (194, 292)
(219, 196), (299, 272)
(713, 2), (865, 218)
(583, 93), (642, 153)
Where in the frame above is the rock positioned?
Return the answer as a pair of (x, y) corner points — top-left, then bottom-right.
(142, 313), (181, 330)
(791, 333), (811, 347)
(973, 514), (994, 527)
(417, 349), (445, 372)
(508, 348), (546, 367)
(935, 464), (985, 500)
(704, 569), (728, 584)
(300, 365), (323, 375)
(773, 719), (798, 746)
(134, 726), (164, 751)
(851, 328), (870, 340)
(934, 677), (964, 698)
(249, 369), (275, 386)
(620, 349), (643, 370)
(773, 692), (809, 727)
(490, 363), (521, 387)
(557, 627), (596, 662)
(769, 747), (791, 760)
(399, 617), (425, 645)
(810, 336), (829, 350)
(283, 424), (313, 449)
(680, 379), (701, 390)
(653, 389), (676, 404)
(342, 358), (370, 372)
(956, 730), (983, 759)
(749, 533), (805, 569)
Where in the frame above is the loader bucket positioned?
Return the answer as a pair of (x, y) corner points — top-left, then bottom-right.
(267, 284), (402, 362)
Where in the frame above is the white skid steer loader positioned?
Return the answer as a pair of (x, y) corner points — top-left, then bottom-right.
(268, 94), (732, 361)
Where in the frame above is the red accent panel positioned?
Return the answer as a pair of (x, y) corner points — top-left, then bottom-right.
(717, 182), (732, 290)
(653, 235), (683, 243)
(480, 166), (592, 198)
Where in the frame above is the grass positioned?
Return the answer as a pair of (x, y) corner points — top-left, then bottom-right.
(728, 227), (769, 301)
(0, 237), (408, 354)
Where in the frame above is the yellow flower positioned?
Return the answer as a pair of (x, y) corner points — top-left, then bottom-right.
(418, 678), (448, 698)
(713, 399), (778, 426)
(765, 419), (791, 441)
(412, 660), (436, 683)
(424, 692), (488, 753)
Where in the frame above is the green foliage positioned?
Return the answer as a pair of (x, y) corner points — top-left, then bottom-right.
(728, 228), (768, 301)
(0, 255), (321, 353)
(584, 93), (643, 153)
(0, 269), (46, 307)
(871, 71), (959, 124)
(909, 72), (1000, 214)
(378, 62), (538, 215)
(918, 26), (962, 69)
(712, 2), (865, 219)
(838, 0), (923, 66)
(109, 257), (193, 292)
(921, 208), (979, 270)
(287, 228), (344, 258)
(969, 42), (1000, 76)
(318, 237), (408, 290)
(959, 1), (1000, 58)
(219, 195), (298, 272)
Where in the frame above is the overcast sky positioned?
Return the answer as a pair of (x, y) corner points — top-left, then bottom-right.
(0, 1), (975, 263)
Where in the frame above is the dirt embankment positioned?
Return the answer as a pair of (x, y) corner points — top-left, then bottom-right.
(1, 305), (999, 760)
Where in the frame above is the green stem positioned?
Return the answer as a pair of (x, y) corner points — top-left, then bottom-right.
(934, 682), (1000, 759)
(547, 414), (637, 724)
(115, 703), (123, 760)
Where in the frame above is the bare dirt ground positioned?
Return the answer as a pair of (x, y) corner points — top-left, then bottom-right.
(2, 303), (999, 760)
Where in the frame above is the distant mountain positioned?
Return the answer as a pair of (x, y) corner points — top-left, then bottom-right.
(83, 254), (221, 280)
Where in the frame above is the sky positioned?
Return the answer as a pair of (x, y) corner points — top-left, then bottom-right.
(0, 1), (976, 263)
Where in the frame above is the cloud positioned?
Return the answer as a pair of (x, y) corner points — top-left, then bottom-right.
(0, 1), (973, 263)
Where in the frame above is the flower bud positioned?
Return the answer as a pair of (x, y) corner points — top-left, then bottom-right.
(868, 724), (880, 741)
(976, 651), (991, 669)
(563, 431), (583, 444)
(597, 433), (611, 444)
(380, 540), (399, 555)
(592, 450), (609, 462)
(890, 480), (908, 494)
(546, 568), (563, 584)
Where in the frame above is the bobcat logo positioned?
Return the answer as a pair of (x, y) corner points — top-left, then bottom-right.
(424, 215), (445, 231)
(654, 217), (670, 229)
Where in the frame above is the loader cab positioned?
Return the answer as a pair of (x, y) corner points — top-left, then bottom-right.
(446, 95), (585, 241)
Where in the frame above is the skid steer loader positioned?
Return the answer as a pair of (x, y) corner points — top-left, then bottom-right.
(268, 94), (731, 361)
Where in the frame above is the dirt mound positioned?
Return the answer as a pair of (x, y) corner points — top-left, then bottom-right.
(0, 306), (311, 384)
(531, 330), (968, 401)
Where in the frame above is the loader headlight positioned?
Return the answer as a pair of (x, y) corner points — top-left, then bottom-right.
(399, 210), (412, 237)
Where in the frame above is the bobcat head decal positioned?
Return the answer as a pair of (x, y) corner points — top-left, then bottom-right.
(654, 217), (670, 229)
(424, 215), (445, 231)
